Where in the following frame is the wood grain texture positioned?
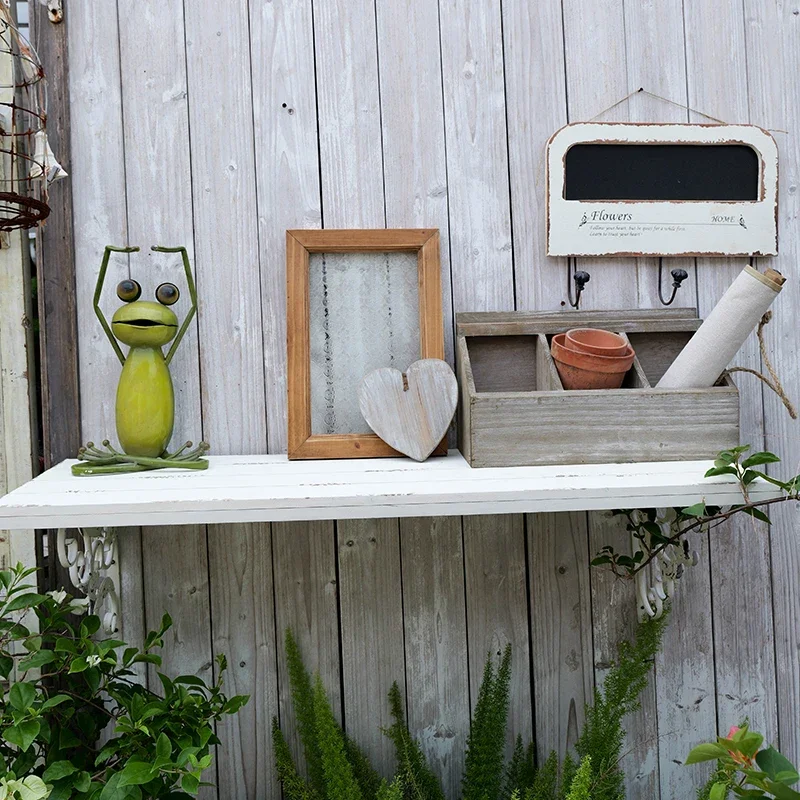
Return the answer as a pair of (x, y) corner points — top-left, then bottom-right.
(463, 514), (532, 759)
(501, 0), (567, 310)
(183, 0), (267, 455)
(527, 512), (593, 763)
(742, 0), (800, 764)
(683, 0), (779, 745)
(30, 0), (80, 470)
(337, 518), (405, 776)
(438, 0), (514, 312)
(249, 0), (322, 454)
(273, 522), (342, 766)
(208, 523), (279, 799)
(399, 516), (470, 797)
(358, 360), (457, 461)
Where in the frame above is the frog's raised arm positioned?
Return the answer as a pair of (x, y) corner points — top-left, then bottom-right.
(95, 245), (141, 366)
(152, 245), (197, 366)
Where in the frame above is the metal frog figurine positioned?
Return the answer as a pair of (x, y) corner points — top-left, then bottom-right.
(73, 245), (209, 476)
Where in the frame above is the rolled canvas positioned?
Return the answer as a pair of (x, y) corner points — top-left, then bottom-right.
(657, 266), (784, 389)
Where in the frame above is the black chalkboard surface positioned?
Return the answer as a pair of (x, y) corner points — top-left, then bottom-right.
(564, 143), (759, 201)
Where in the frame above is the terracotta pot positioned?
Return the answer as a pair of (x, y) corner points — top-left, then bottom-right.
(565, 327), (629, 356)
(551, 333), (635, 390)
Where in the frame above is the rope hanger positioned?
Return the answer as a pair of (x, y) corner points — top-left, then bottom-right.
(587, 87), (787, 134)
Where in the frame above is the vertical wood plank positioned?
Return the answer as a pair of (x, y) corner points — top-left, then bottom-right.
(183, 0), (267, 454)
(527, 512), (593, 764)
(622, 3), (710, 795)
(400, 516), (470, 797)
(683, 0), (778, 743)
(376, 0), (455, 368)
(142, 524), (217, 798)
(337, 518), (405, 776)
(589, 514), (660, 800)
(313, 0), (384, 227)
(622, 0), (697, 311)
(742, 0), (800, 764)
(501, 0), (568, 311)
(208, 523), (279, 799)
(249, 0), (322, 454)
(273, 522), (342, 768)
(30, 0), (80, 470)
(438, 0), (514, 312)
(463, 515), (532, 758)
(117, 0), (204, 698)
(560, 0), (638, 311)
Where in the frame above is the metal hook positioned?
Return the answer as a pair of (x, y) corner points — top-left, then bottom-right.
(566, 258), (591, 309)
(658, 258), (689, 306)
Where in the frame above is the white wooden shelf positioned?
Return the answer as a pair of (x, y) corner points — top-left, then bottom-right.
(0, 451), (780, 529)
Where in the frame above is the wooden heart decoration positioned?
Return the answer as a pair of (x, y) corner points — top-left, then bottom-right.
(358, 359), (458, 461)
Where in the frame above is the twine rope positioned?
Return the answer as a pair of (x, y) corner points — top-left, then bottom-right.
(726, 312), (798, 420)
(588, 87), (788, 134)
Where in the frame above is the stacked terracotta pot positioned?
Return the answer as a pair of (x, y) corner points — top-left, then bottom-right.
(551, 328), (636, 390)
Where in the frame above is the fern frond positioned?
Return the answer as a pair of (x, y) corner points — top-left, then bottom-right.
(286, 628), (327, 796)
(531, 750), (558, 800)
(462, 644), (513, 800)
(383, 681), (445, 800)
(273, 716), (319, 800)
(313, 674), (364, 800)
(344, 733), (384, 799)
(558, 752), (576, 800)
(377, 778), (405, 800)
(564, 756), (592, 800)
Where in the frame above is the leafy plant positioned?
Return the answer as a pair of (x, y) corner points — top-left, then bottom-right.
(686, 724), (800, 799)
(0, 563), (248, 799)
(593, 445), (800, 580)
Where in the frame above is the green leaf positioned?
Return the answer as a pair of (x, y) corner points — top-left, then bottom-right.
(0, 654), (14, 678)
(118, 761), (158, 787)
(705, 466), (738, 478)
(99, 773), (143, 800)
(74, 771), (92, 792)
(591, 555), (612, 566)
(132, 653), (162, 666)
(710, 783), (729, 800)
(122, 646), (138, 665)
(742, 507), (772, 525)
(41, 693), (70, 710)
(81, 615), (101, 637)
(42, 760), (78, 781)
(4, 720), (41, 751)
(686, 742), (730, 764)
(4, 593), (47, 612)
(68, 657), (89, 673)
(174, 674), (207, 687)
(764, 780), (800, 800)
(742, 452), (781, 468)
(18, 649), (56, 671)
(181, 773), (200, 795)
(756, 747), (799, 784)
(156, 732), (172, 760)
(10, 680), (36, 710)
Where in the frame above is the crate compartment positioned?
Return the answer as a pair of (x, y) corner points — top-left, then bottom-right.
(457, 310), (739, 468)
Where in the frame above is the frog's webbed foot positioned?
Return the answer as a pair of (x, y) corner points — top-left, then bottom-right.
(72, 440), (211, 476)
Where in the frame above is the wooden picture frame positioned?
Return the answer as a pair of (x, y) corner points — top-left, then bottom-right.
(286, 228), (445, 460)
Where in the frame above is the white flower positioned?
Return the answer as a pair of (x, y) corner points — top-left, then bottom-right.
(47, 589), (67, 604)
(67, 598), (91, 615)
(86, 655), (101, 667)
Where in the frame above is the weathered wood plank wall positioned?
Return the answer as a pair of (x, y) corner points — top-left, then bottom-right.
(58, 1), (799, 798)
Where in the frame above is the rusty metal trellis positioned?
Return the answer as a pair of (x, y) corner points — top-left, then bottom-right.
(0, 1), (65, 231)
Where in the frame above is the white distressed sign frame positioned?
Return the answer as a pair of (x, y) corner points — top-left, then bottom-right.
(546, 122), (778, 257)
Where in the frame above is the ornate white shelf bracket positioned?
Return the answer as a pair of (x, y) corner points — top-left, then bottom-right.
(632, 508), (698, 622)
(56, 527), (119, 634)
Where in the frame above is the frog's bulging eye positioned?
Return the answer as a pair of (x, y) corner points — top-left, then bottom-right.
(156, 283), (180, 306)
(116, 279), (142, 302)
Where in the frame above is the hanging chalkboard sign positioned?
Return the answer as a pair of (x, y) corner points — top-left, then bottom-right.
(546, 123), (778, 257)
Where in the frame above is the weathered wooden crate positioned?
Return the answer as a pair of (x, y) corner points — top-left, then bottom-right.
(456, 308), (739, 467)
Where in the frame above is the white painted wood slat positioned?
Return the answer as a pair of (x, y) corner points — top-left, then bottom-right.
(0, 454), (779, 529)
